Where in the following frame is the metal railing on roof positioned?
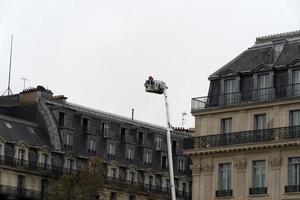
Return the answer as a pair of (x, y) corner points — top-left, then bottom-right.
(191, 83), (300, 111)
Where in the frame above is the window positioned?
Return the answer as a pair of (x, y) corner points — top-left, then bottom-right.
(224, 79), (235, 104)
(254, 114), (266, 130)
(41, 179), (48, 200)
(257, 74), (271, 100)
(0, 143), (4, 157)
(221, 118), (232, 134)
(172, 140), (177, 154)
(109, 167), (117, 178)
(88, 138), (97, 153)
(182, 182), (187, 194)
(290, 110), (300, 126)
(82, 118), (89, 132)
(288, 157), (300, 185)
(129, 195), (135, 200)
(178, 159), (185, 172)
(252, 160), (266, 188)
(102, 122), (109, 137)
(145, 175), (154, 187)
(126, 146), (134, 161)
(107, 143), (116, 159)
(293, 69), (300, 95)
(143, 151), (152, 165)
(17, 149), (26, 166)
(121, 127), (126, 141)
(64, 133), (73, 149)
(66, 159), (74, 171)
(161, 155), (168, 170)
(273, 43), (284, 61)
(138, 132), (145, 145)
(41, 153), (49, 169)
(127, 171), (135, 184)
(110, 192), (117, 200)
(58, 112), (65, 127)
(155, 136), (163, 150)
(218, 163), (231, 190)
(17, 175), (26, 189)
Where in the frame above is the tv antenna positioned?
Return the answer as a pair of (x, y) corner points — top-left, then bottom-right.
(20, 78), (29, 91)
(2, 35), (14, 96)
(181, 112), (187, 128)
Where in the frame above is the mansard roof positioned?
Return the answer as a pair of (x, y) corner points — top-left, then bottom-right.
(0, 114), (48, 147)
(209, 30), (300, 79)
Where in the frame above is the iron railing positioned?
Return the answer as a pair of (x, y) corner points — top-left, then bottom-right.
(184, 125), (300, 149)
(215, 189), (233, 197)
(0, 156), (78, 177)
(192, 83), (300, 111)
(105, 177), (191, 200)
(249, 187), (267, 195)
(0, 184), (41, 200)
(285, 185), (300, 193)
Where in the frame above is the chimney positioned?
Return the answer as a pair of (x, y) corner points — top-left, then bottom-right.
(20, 85), (53, 104)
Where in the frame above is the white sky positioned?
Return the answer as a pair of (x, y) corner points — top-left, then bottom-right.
(0, 0), (299, 128)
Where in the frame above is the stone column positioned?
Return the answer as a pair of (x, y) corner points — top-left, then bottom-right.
(234, 159), (247, 199)
(201, 162), (214, 200)
(270, 155), (281, 200)
(191, 157), (201, 200)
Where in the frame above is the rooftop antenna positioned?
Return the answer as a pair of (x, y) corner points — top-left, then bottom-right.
(181, 112), (187, 128)
(2, 35), (14, 96)
(20, 78), (29, 91)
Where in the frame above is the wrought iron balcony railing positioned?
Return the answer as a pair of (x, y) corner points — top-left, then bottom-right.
(184, 125), (300, 149)
(285, 185), (300, 193)
(192, 83), (300, 111)
(105, 176), (191, 200)
(249, 187), (267, 195)
(0, 184), (41, 200)
(0, 156), (78, 177)
(215, 189), (233, 197)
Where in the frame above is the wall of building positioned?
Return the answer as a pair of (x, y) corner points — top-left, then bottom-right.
(195, 99), (300, 137)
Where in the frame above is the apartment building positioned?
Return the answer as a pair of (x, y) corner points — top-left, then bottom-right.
(184, 30), (300, 200)
(0, 86), (192, 200)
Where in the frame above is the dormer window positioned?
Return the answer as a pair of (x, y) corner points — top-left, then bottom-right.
(16, 148), (26, 167)
(273, 42), (284, 61)
(82, 118), (89, 132)
(102, 122), (109, 137)
(292, 69), (300, 95)
(224, 79), (235, 104)
(257, 74), (271, 100)
(58, 112), (65, 127)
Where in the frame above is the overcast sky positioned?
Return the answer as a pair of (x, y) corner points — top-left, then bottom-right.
(0, 0), (299, 128)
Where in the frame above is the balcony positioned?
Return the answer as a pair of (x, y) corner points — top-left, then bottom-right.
(285, 185), (300, 193)
(192, 83), (300, 111)
(0, 184), (41, 200)
(104, 177), (191, 200)
(249, 187), (267, 195)
(184, 125), (300, 150)
(216, 189), (232, 197)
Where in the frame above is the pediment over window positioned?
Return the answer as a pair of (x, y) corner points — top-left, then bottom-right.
(127, 164), (138, 171)
(219, 69), (238, 78)
(15, 140), (30, 148)
(39, 145), (52, 153)
(252, 64), (272, 73)
(288, 59), (300, 68)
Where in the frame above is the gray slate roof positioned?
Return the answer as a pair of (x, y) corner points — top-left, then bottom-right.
(209, 31), (300, 79)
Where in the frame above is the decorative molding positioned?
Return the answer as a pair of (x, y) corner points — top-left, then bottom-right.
(270, 157), (281, 170)
(201, 162), (213, 175)
(235, 160), (247, 173)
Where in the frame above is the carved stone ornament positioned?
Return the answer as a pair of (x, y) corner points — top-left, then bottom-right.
(192, 163), (201, 174)
(235, 160), (247, 173)
(270, 157), (281, 169)
(201, 163), (213, 175)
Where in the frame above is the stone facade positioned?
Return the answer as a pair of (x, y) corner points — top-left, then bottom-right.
(185, 31), (300, 200)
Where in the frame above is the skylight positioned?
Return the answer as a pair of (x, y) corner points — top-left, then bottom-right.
(4, 122), (12, 129)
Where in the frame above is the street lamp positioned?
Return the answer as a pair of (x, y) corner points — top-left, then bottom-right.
(144, 76), (176, 200)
